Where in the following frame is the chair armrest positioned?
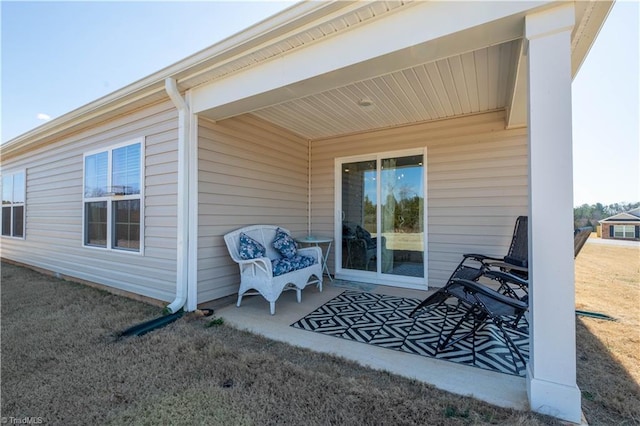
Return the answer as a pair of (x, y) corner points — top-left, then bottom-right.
(450, 278), (528, 310)
(298, 246), (322, 262)
(484, 260), (528, 274)
(237, 257), (273, 277)
(463, 253), (503, 263)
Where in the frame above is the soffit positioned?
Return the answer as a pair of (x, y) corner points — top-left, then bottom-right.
(250, 40), (520, 141)
(176, 1), (412, 91)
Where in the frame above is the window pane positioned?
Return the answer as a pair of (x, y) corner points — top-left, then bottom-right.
(12, 206), (24, 237)
(85, 202), (107, 247)
(13, 172), (25, 204)
(85, 152), (108, 197)
(624, 225), (635, 238)
(2, 207), (11, 235)
(112, 143), (140, 195)
(342, 160), (377, 272)
(2, 175), (13, 204)
(113, 199), (140, 251)
(380, 155), (424, 277)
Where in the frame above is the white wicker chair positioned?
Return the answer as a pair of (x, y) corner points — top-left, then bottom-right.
(224, 225), (323, 315)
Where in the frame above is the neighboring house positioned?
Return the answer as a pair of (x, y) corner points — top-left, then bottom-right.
(0, 1), (614, 423)
(600, 208), (640, 240)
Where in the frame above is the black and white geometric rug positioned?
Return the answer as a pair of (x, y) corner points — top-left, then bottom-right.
(291, 290), (529, 376)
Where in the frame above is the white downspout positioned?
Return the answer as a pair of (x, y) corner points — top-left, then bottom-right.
(308, 140), (312, 236)
(165, 77), (189, 313)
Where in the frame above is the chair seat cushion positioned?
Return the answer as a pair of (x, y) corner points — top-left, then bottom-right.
(272, 255), (316, 276)
(239, 232), (266, 260)
(273, 227), (298, 259)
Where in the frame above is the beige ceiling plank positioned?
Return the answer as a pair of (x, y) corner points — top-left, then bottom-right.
(425, 62), (455, 117)
(448, 55), (472, 113)
(474, 49), (490, 112)
(460, 51), (480, 112)
(437, 59), (463, 115)
(487, 45), (501, 110)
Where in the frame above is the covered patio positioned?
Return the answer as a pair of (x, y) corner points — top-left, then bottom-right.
(0, 1), (615, 422)
(166, 1), (613, 422)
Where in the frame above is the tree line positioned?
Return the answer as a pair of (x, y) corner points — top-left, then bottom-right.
(574, 202), (640, 228)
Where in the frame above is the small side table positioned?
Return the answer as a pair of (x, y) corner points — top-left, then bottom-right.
(295, 235), (333, 281)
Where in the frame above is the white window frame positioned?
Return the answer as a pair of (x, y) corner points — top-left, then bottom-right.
(613, 224), (635, 239)
(1, 170), (26, 239)
(82, 138), (144, 254)
(334, 147), (428, 290)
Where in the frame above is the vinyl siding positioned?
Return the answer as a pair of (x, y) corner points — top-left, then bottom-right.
(197, 115), (309, 302)
(0, 100), (179, 302)
(311, 111), (529, 287)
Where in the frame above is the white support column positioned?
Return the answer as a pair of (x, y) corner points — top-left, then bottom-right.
(525, 4), (581, 423)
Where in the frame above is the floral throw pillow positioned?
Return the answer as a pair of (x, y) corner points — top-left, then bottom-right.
(239, 233), (266, 260)
(272, 228), (297, 259)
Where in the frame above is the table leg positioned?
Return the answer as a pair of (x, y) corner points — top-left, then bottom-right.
(319, 241), (333, 281)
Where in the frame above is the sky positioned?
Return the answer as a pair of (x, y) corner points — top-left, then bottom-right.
(1, 1), (638, 207)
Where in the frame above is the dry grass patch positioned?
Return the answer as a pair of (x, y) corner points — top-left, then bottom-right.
(1, 262), (558, 425)
(2, 240), (638, 425)
(575, 242), (640, 425)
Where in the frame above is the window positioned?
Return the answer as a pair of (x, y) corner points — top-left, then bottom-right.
(613, 225), (636, 239)
(83, 140), (143, 252)
(1, 171), (26, 238)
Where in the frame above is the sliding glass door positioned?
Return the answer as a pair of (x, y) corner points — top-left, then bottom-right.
(337, 149), (426, 287)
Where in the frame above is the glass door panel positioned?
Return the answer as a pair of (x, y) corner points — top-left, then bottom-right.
(341, 160), (377, 272)
(380, 155), (424, 277)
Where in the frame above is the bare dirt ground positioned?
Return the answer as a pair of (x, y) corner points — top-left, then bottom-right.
(1, 240), (637, 425)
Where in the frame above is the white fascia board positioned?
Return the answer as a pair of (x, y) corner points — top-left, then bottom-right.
(571, 1), (615, 77)
(192, 1), (551, 119)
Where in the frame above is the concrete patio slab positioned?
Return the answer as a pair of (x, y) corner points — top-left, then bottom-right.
(210, 279), (529, 411)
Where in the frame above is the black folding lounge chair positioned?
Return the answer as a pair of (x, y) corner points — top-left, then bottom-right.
(409, 254), (526, 315)
(410, 277), (528, 374)
(464, 216), (529, 278)
(408, 225), (592, 374)
(483, 225), (593, 301)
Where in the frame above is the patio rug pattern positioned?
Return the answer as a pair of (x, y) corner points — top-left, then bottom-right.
(291, 290), (528, 376)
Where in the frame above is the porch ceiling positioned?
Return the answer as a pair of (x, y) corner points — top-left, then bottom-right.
(3, 0), (613, 159)
(250, 40), (521, 141)
(192, 1), (612, 143)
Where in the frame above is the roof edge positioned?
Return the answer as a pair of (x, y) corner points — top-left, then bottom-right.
(1, 0), (345, 157)
(571, 0), (615, 78)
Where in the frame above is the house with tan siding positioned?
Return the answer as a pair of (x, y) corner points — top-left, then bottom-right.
(0, 1), (614, 422)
